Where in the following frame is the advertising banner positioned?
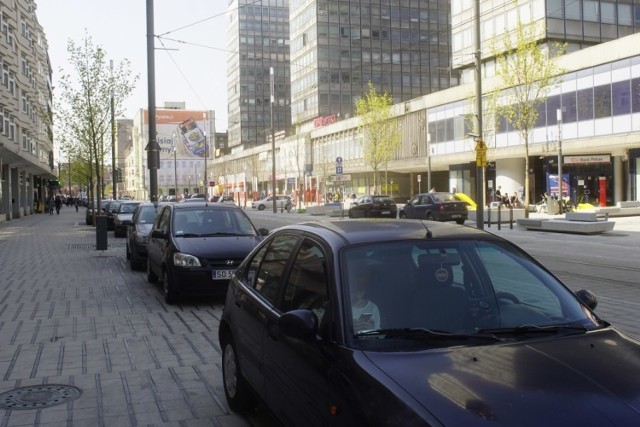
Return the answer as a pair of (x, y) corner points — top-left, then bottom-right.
(144, 110), (209, 161)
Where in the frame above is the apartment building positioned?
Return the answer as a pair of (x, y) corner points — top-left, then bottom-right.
(0, 0), (54, 221)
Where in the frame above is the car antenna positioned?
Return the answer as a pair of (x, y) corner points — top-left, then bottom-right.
(420, 221), (433, 239)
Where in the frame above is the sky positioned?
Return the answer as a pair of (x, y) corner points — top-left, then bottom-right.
(36, 0), (230, 131)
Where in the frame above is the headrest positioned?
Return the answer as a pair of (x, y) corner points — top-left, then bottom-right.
(418, 252), (460, 267)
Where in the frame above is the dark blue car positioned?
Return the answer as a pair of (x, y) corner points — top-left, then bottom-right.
(219, 219), (640, 426)
(146, 202), (268, 303)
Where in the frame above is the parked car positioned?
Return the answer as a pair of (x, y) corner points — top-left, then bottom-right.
(113, 201), (142, 237)
(251, 194), (293, 211)
(146, 202), (268, 303)
(348, 195), (397, 218)
(219, 218), (640, 426)
(126, 202), (169, 270)
(400, 191), (468, 224)
(217, 195), (235, 204)
(103, 200), (121, 230)
(84, 198), (108, 225)
(182, 197), (206, 203)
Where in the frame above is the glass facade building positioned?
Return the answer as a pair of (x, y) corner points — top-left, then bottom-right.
(289, 0), (457, 125)
(226, 0), (291, 149)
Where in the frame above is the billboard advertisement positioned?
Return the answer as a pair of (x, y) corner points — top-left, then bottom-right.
(145, 110), (209, 161)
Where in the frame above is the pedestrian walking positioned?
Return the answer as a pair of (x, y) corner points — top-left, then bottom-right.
(54, 195), (62, 215)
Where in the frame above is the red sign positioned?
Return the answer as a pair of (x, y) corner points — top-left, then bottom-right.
(209, 181), (215, 187)
(314, 115), (337, 128)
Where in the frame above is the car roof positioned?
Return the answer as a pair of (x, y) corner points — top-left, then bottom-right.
(275, 219), (494, 247)
(169, 201), (241, 210)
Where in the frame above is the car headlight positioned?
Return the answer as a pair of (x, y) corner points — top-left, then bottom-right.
(134, 233), (148, 244)
(173, 252), (201, 267)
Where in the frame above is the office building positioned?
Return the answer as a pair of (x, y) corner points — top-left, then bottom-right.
(226, 0), (291, 150)
(0, 0), (54, 221)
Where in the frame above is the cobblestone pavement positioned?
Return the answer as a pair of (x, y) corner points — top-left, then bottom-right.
(1, 206), (639, 426)
(0, 207), (256, 427)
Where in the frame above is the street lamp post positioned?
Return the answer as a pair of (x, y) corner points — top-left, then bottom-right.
(557, 108), (563, 214)
(473, 0), (485, 230)
(427, 133), (432, 192)
(110, 60), (116, 200)
(173, 141), (178, 197)
(270, 66), (277, 213)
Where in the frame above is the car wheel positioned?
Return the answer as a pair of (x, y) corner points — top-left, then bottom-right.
(162, 270), (178, 304)
(426, 213), (435, 221)
(399, 211), (407, 219)
(146, 258), (158, 283)
(258, 204), (265, 211)
(125, 242), (131, 260)
(222, 337), (258, 412)
(348, 210), (355, 218)
(456, 219), (465, 225)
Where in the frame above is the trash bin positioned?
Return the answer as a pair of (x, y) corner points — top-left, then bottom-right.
(96, 215), (108, 250)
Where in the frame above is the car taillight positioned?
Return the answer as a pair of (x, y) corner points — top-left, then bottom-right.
(437, 205), (444, 211)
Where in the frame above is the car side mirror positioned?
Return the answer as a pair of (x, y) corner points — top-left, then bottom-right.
(150, 229), (167, 239)
(279, 309), (319, 341)
(576, 289), (597, 310)
(258, 228), (269, 236)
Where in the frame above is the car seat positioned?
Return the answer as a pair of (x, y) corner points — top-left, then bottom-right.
(412, 252), (468, 332)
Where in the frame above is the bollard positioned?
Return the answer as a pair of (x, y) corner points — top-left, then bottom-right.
(96, 215), (108, 250)
(487, 205), (491, 228)
(509, 205), (514, 229)
(497, 206), (502, 230)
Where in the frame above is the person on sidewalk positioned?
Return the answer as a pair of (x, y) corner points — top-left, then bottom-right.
(54, 196), (62, 215)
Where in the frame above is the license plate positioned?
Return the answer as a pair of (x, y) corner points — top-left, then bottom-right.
(451, 214), (461, 218)
(382, 211), (391, 215)
(212, 270), (234, 280)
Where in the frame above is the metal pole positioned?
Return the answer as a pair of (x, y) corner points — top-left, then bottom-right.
(474, 0), (485, 230)
(203, 112), (208, 199)
(427, 134), (432, 191)
(173, 136), (177, 197)
(110, 60), (116, 200)
(145, 0), (160, 202)
(557, 108), (563, 215)
(270, 66), (277, 213)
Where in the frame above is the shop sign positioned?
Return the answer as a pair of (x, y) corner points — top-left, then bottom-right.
(564, 155), (610, 164)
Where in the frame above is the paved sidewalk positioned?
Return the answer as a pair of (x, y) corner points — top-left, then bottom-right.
(0, 207), (255, 427)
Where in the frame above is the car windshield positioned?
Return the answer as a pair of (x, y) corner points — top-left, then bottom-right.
(342, 240), (602, 348)
(173, 208), (256, 237)
(137, 206), (159, 224)
(119, 203), (139, 213)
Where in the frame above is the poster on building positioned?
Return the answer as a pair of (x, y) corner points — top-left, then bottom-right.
(146, 110), (209, 161)
(547, 173), (570, 198)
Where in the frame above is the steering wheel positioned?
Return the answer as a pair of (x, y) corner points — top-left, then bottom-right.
(496, 292), (520, 304)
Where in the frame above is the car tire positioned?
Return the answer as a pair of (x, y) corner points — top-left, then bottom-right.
(125, 242), (131, 260)
(162, 270), (178, 304)
(426, 213), (435, 221)
(348, 210), (355, 218)
(222, 337), (258, 412)
(399, 211), (407, 219)
(258, 204), (265, 211)
(456, 219), (465, 225)
(130, 247), (143, 271)
(146, 258), (158, 283)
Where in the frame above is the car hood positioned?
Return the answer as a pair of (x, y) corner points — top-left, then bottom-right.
(364, 329), (640, 426)
(175, 235), (262, 258)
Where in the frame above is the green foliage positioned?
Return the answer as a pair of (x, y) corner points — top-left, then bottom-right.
(54, 32), (138, 206)
(489, 19), (566, 216)
(355, 82), (401, 192)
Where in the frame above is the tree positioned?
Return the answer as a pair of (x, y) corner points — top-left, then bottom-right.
(489, 20), (566, 217)
(55, 32), (138, 221)
(355, 82), (401, 194)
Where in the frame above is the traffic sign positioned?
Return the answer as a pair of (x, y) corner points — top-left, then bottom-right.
(327, 174), (351, 182)
(336, 166), (343, 175)
(336, 156), (343, 164)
